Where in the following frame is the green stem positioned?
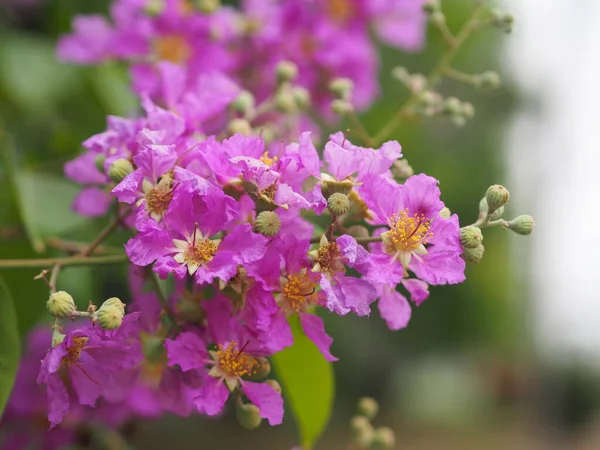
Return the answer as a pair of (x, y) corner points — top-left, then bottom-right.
(371, 3), (486, 146)
(310, 235), (383, 245)
(0, 254), (128, 270)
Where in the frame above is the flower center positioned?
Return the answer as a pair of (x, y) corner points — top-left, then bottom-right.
(145, 183), (174, 219)
(61, 337), (88, 367)
(216, 341), (258, 378)
(282, 272), (319, 312)
(326, 0), (354, 23)
(385, 209), (433, 253)
(260, 151), (278, 167)
(184, 239), (219, 266)
(155, 35), (191, 63)
(316, 242), (343, 275)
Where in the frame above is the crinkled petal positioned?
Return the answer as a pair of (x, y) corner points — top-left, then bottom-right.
(125, 228), (173, 266)
(300, 313), (338, 362)
(46, 376), (69, 429)
(402, 278), (430, 306)
(378, 286), (412, 330)
(111, 169), (144, 204)
(194, 376), (230, 416)
(133, 144), (177, 182)
(165, 332), (208, 371)
(242, 380), (284, 425)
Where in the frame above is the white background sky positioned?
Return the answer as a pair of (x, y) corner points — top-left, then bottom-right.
(504, 0), (600, 364)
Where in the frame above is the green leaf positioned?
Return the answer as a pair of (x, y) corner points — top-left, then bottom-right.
(0, 277), (20, 419)
(272, 315), (334, 450)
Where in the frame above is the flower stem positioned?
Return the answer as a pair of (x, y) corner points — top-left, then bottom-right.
(0, 254), (129, 270)
(310, 235), (383, 244)
(370, 3), (486, 146)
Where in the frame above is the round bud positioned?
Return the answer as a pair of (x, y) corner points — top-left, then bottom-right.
(357, 397), (379, 420)
(477, 71), (501, 90)
(346, 225), (370, 239)
(508, 215), (535, 236)
(292, 86), (311, 110)
(462, 102), (475, 118)
(108, 158), (134, 184)
(371, 426), (396, 450)
(232, 90), (255, 114)
(391, 66), (410, 84)
(95, 154), (106, 174)
(276, 61), (298, 83)
(422, 0), (440, 14)
(485, 185), (510, 213)
(462, 244), (484, 264)
(329, 77), (354, 100)
(144, 0), (165, 16)
(430, 11), (445, 25)
(330, 99), (353, 116)
(490, 205), (505, 221)
(327, 193), (350, 216)
(255, 211), (281, 236)
(236, 402), (262, 430)
(196, 0), (220, 14)
(275, 87), (297, 113)
(249, 357), (271, 380)
(439, 207), (451, 219)
(228, 118), (252, 136)
(391, 159), (414, 179)
(95, 297), (125, 330)
(47, 291), (76, 318)
(460, 226), (483, 249)
(350, 415), (374, 446)
(265, 379), (282, 394)
(443, 97), (462, 116)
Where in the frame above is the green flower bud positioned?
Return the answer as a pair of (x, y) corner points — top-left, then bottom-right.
(490, 205), (505, 220)
(292, 86), (311, 110)
(228, 118), (252, 136)
(391, 66), (410, 84)
(371, 427), (396, 450)
(196, 0), (220, 14)
(422, 0), (440, 14)
(236, 403), (262, 430)
(460, 226), (483, 249)
(479, 197), (489, 217)
(350, 415), (374, 446)
(508, 215), (535, 235)
(443, 97), (462, 115)
(94, 154), (106, 174)
(47, 291), (76, 318)
(255, 211), (281, 236)
(232, 90), (255, 114)
(249, 357), (271, 380)
(275, 86), (297, 113)
(276, 61), (298, 83)
(321, 178), (354, 198)
(346, 225), (370, 239)
(329, 77), (354, 100)
(331, 99), (353, 116)
(430, 11), (446, 26)
(265, 379), (281, 394)
(108, 158), (134, 183)
(95, 297), (125, 330)
(462, 244), (484, 263)
(144, 0), (165, 16)
(485, 184), (510, 213)
(327, 193), (350, 216)
(391, 158), (414, 179)
(476, 71), (501, 90)
(357, 397), (379, 420)
(439, 207), (451, 219)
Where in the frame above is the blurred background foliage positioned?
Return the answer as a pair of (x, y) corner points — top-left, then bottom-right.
(2, 1), (596, 449)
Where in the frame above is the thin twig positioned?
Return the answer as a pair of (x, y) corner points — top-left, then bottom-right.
(0, 254), (129, 270)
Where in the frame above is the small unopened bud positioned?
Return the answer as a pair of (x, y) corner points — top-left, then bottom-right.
(108, 158), (134, 183)
(485, 184), (510, 213)
(95, 154), (106, 174)
(476, 71), (501, 90)
(371, 427), (396, 450)
(430, 11), (446, 26)
(144, 0), (165, 16)
(460, 226), (483, 249)
(228, 118), (252, 136)
(276, 61), (298, 83)
(422, 0), (440, 14)
(462, 102), (475, 118)
(321, 178), (354, 198)
(479, 197), (489, 217)
(347, 225), (370, 239)
(350, 415), (374, 446)
(439, 207), (451, 219)
(95, 297), (125, 330)
(232, 90), (255, 114)
(331, 99), (353, 116)
(249, 357), (271, 380)
(357, 397), (379, 420)
(275, 86), (297, 113)
(255, 211), (281, 236)
(508, 215), (535, 236)
(265, 379), (281, 394)
(196, 0), (220, 14)
(391, 66), (410, 83)
(491, 8), (514, 33)
(443, 97), (462, 115)
(327, 193), (350, 216)
(47, 291), (76, 318)
(292, 86), (311, 110)
(490, 205), (505, 220)
(391, 159), (414, 179)
(462, 244), (484, 263)
(236, 402), (262, 430)
(329, 77), (354, 101)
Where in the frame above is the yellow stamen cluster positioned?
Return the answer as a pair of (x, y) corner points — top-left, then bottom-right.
(155, 35), (191, 63)
(145, 183), (174, 219)
(283, 272), (318, 312)
(216, 342), (258, 378)
(259, 151), (278, 167)
(184, 239), (219, 266)
(316, 242), (343, 275)
(61, 337), (88, 368)
(387, 209), (433, 252)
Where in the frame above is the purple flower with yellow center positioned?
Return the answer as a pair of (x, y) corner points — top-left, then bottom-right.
(362, 173), (466, 285)
(165, 331), (283, 425)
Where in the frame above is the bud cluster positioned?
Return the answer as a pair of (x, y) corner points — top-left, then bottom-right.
(349, 398), (396, 450)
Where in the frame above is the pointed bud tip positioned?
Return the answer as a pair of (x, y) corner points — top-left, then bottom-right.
(95, 297), (125, 330)
(485, 185), (510, 212)
(508, 215), (535, 235)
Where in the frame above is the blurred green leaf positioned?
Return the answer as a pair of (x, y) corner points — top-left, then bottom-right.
(272, 316), (334, 450)
(87, 64), (138, 116)
(0, 277), (20, 419)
